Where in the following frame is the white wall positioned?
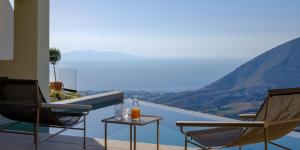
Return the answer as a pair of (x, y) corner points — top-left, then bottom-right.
(0, 0), (14, 60)
(0, 0), (49, 100)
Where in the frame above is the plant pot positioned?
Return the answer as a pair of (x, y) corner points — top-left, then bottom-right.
(50, 82), (63, 91)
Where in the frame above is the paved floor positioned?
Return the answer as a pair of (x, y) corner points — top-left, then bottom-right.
(0, 132), (192, 150)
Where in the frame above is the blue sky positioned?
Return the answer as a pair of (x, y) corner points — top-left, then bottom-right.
(50, 0), (300, 58)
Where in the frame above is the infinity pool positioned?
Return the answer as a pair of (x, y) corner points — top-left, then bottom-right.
(51, 100), (300, 150)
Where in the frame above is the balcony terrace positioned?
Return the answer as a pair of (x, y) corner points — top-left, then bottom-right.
(1, 97), (300, 150)
(1, 91), (300, 150)
(0, 132), (192, 150)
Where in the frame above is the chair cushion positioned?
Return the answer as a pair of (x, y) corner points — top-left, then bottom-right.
(187, 127), (244, 148)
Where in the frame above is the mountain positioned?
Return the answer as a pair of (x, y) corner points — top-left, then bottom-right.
(152, 37), (300, 118)
(63, 50), (137, 60)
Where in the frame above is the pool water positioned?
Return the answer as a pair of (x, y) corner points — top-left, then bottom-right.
(51, 100), (300, 149)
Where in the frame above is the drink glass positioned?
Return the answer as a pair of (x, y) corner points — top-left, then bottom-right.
(121, 103), (129, 119)
(114, 104), (122, 120)
(131, 97), (141, 121)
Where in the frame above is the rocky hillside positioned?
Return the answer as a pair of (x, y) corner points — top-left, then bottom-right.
(152, 37), (300, 118)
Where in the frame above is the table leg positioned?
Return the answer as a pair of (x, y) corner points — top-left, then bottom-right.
(134, 125), (137, 150)
(130, 125), (132, 150)
(157, 120), (160, 150)
(105, 123), (107, 150)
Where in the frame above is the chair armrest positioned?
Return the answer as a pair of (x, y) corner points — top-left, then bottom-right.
(176, 121), (265, 128)
(41, 103), (93, 110)
(239, 113), (256, 120)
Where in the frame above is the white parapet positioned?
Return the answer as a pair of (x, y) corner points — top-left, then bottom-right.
(52, 91), (124, 110)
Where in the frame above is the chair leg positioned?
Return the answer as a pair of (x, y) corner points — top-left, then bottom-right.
(34, 120), (39, 150)
(35, 107), (40, 150)
(184, 134), (188, 150)
(264, 141), (268, 150)
(83, 115), (87, 149)
(264, 127), (268, 150)
(239, 145), (242, 150)
(34, 123), (37, 144)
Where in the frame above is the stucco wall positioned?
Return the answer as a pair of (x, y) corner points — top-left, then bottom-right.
(0, 0), (14, 60)
(0, 0), (49, 99)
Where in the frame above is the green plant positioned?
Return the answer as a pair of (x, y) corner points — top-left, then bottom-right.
(49, 47), (61, 82)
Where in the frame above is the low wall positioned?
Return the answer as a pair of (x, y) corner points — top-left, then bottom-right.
(52, 91), (124, 110)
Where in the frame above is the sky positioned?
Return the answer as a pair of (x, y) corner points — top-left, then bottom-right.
(50, 0), (300, 59)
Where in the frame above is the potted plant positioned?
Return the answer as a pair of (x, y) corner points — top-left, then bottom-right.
(49, 47), (63, 91)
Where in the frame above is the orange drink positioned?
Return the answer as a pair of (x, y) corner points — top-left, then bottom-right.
(131, 107), (141, 120)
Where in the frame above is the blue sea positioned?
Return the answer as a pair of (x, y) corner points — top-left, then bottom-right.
(54, 58), (245, 92)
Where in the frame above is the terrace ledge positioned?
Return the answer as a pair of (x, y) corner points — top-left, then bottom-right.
(52, 91), (123, 110)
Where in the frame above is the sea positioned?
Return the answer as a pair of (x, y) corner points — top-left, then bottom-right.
(51, 58), (245, 92)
